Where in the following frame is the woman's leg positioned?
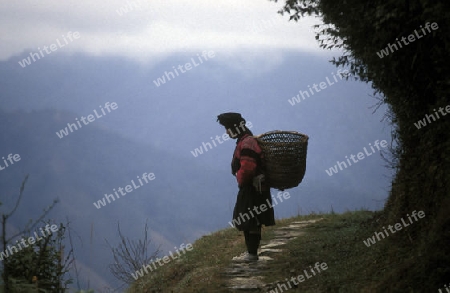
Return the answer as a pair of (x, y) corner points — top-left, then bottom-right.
(247, 226), (261, 255)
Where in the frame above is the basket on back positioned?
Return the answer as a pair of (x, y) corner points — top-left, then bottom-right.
(255, 130), (309, 190)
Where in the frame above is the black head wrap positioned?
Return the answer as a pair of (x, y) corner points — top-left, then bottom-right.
(217, 112), (246, 129)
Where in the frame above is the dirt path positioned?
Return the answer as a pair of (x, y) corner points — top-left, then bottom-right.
(221, 219), (323, 292)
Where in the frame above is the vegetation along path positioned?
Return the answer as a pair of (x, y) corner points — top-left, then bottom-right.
(128, 211), (436, 292)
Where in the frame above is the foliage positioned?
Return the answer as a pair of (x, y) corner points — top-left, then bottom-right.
(270, 0), (450, 289)
(106, 221), (160, 286)
(1, 176), (74, 292)
(126, 214), (325, 292)
(4, 222), (74, 292)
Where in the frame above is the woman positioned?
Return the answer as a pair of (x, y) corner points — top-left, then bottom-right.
(217, 112), (275, 261)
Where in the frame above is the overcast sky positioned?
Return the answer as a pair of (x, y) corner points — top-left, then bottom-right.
(1, 0), (326, 65)
(0, 1), (396, 291)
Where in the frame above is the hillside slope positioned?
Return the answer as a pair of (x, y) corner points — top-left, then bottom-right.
(127, 210), (440, 292)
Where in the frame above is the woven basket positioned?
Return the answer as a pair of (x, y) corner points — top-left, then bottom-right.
(255, 130), (308, 190)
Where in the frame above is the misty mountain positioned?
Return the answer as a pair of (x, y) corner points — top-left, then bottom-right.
(0, 108), (234, 287)
(0, 50), (392, 290)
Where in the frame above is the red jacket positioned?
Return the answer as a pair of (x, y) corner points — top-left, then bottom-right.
(231, 134), (264, 187)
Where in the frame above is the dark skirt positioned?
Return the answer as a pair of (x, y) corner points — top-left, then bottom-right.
(232, 185), (276, 231)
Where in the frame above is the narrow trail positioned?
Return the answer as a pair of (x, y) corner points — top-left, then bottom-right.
(221, 219), (323, 292)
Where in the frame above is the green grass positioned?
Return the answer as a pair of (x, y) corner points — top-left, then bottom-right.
(127, 226), (247, 292)
(127, 210), (432, 292)
(263, 211), (385, 292)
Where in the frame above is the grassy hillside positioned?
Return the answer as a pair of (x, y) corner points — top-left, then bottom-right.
(126, 209), (438, 292)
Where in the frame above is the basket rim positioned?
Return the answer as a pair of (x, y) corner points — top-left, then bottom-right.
(254, 130), (309, 141)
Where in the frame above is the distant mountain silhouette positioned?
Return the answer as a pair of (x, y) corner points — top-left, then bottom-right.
(0, 51), (392, 290)
(0, 108), (236, 288)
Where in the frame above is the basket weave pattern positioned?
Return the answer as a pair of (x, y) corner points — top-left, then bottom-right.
(255, 131), (308, 190)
